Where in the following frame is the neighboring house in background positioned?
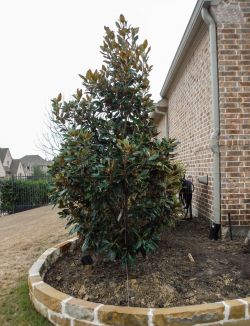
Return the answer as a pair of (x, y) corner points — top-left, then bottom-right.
(10, 159), (25, 177)
(154, 0), (250, 236)
(0, 148), (12, 176)
(20, 155), (52, 176)
(0, 148), (51, 178)
(0, 159), (6, 178)
(0, 148), (25, 178)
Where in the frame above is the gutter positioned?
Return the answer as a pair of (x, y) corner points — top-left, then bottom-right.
(201, 7), (221, 229)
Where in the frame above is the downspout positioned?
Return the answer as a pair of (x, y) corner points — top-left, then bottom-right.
(201, 7), (221, 233)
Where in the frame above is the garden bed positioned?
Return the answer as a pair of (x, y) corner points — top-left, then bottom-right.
(44, 216), (250, 308)
(29, 224), (250, 326)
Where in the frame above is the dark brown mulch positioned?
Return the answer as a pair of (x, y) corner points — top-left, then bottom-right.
(45, 217), (250, 308)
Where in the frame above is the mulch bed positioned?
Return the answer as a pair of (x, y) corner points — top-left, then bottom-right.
(45, 217), (250, 308)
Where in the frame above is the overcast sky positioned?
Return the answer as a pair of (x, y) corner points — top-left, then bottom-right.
(0, 0), (197, 159)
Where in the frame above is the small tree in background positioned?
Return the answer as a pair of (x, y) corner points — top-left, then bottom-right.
(33, 165), (46, 178)
(50, 15), (183, 265)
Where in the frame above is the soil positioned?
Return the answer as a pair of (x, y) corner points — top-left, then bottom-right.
(45, 216), (250, 308)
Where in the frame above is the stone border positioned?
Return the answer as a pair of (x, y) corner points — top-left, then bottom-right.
(28, 238), (250, 326)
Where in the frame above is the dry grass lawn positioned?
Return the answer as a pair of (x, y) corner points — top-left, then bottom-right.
(0, 205), (70, 325)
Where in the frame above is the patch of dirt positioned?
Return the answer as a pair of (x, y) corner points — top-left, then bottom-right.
(45, 217), (250, 308)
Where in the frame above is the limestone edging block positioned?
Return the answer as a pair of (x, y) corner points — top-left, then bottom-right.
(33, 282), (70, 313)
(28, 274), (43, 290)
(65, 298), (99, 321)
(153, 303), (225, 325)
(225, 299), (245, 320)
(98, 305), (149, 326)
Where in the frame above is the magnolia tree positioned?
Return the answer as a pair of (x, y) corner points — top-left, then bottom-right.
(50, 15), (183, 265)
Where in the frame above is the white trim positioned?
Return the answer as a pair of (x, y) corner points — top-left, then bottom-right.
(148, 308), (155, 326)
(93, 304), (104, 324)
(222, 301), (230, 322)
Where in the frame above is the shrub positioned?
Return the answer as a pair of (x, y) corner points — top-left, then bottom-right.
(0, 178), (49, 214)
(0, 179), (14, 213)
(50, 15), (183, 264)
(33, 165), (47, 178)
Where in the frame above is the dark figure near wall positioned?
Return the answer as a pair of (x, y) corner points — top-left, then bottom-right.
(179, 175), (194, 219)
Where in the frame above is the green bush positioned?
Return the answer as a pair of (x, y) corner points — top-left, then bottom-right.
(0, 178), (49, 214)
(50, 15), (183, 265)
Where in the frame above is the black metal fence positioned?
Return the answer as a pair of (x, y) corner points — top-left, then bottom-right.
(0, 176), (50, 215)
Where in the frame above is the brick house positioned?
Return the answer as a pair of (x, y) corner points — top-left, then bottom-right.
(154, 0), (250, 236)
(20, 155), (52, 176)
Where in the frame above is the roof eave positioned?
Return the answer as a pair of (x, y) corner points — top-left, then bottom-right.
(160, 0), (211, 98)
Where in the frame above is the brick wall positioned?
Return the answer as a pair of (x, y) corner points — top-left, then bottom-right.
(156, 0), (250, 231)
(166, 23), (214, 220)
(214, 0), (250, 228)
